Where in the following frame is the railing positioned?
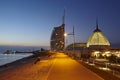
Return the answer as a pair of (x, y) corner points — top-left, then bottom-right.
(64, 50), (120, 79)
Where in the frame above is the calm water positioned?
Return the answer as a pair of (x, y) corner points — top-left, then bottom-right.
(0, 53), (32, 66)
(0, 46), (48, 66)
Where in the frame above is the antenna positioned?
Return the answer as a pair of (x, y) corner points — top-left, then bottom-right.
(96, 18), (99, 30)
(73, 25), (74, 35)
(62, 8), (65, 24)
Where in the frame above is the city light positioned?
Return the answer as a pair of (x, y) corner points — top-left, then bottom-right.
(91, 51), (100, 58)
(64, 33), (68, 37)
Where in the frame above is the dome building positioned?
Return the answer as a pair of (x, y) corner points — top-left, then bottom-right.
(87, 21), (110, 49)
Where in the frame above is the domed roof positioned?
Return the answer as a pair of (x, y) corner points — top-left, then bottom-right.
(87, 21), (110, 47)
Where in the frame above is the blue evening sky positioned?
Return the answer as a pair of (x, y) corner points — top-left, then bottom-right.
(0, 0), (120, 47)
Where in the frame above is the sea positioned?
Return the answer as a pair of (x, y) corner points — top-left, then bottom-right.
(0, 46), (49, 66)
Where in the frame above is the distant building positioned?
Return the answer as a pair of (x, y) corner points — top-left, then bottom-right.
(65, 20), (120, 60)
(66, 43), (86, 50)
(66, 21), (110, 50)
(65, 20), (111, 55)
(50, 24), (65, 51)
(50, 10), (66, 51)
(87, 21), (110, 50)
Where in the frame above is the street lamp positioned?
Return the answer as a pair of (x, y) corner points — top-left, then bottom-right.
(64, 33), (68, 37)
(64, 26), (75, 53)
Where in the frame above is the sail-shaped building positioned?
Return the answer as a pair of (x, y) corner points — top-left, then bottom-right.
(50, 24), (65, 51)
(50, 11), (65, 51)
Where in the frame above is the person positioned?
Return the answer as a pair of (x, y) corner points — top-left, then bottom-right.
(34, 57), (41, 64)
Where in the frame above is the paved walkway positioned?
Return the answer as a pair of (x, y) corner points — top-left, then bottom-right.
(0, 53), (104, 80)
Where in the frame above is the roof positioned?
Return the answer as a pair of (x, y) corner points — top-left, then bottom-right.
(87, 22), (110, 47)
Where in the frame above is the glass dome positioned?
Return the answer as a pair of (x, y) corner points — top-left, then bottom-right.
(87, 24), (110, 47)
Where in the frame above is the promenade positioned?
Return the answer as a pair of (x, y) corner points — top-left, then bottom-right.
(0, 53), (104, 80)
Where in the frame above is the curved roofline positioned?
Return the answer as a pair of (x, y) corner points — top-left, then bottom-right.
(87, 20), (110, 47)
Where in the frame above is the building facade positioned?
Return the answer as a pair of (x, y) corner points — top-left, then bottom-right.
(50, 24), (65, 51)
(65, 20), (112, 59)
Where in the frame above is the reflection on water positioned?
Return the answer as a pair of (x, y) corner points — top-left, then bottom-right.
(0, 45), (48, 66)
(0, 53), (32, 66)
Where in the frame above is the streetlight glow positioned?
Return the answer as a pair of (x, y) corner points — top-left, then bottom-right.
(64, 33), (68, 37)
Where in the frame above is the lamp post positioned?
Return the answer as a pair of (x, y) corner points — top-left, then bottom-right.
(64, 33), (67, 51)
(72, 26), (75, 54)
(64, 26), (75, 53)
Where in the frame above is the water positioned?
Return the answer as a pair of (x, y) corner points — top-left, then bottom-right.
(0, 45), (49, 66)
(0, 53), (32, 66)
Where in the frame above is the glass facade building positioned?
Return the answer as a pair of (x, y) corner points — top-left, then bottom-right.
(50, 24), (65, 51)
(87, 23), (110, 49)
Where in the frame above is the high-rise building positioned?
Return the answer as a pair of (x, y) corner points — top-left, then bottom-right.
(50, 24), (65, 51)
(50, 10), (65, 51)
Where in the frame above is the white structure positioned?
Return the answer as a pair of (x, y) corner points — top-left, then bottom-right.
(87, 21), (110, 49)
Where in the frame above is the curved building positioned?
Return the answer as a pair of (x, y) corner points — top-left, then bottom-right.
(87, 21), (110, 49)
(50, 24), (65, 51)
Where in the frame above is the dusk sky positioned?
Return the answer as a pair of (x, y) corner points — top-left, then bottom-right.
(0, 0), (120, 47)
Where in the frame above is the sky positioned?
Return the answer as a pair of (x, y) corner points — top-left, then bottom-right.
(0, 0), (120, 47)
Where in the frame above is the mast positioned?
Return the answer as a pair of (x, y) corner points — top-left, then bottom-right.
(73, 26), (75, 51)
(62, 8), (65, 25)
(96, 18), (99, 30)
